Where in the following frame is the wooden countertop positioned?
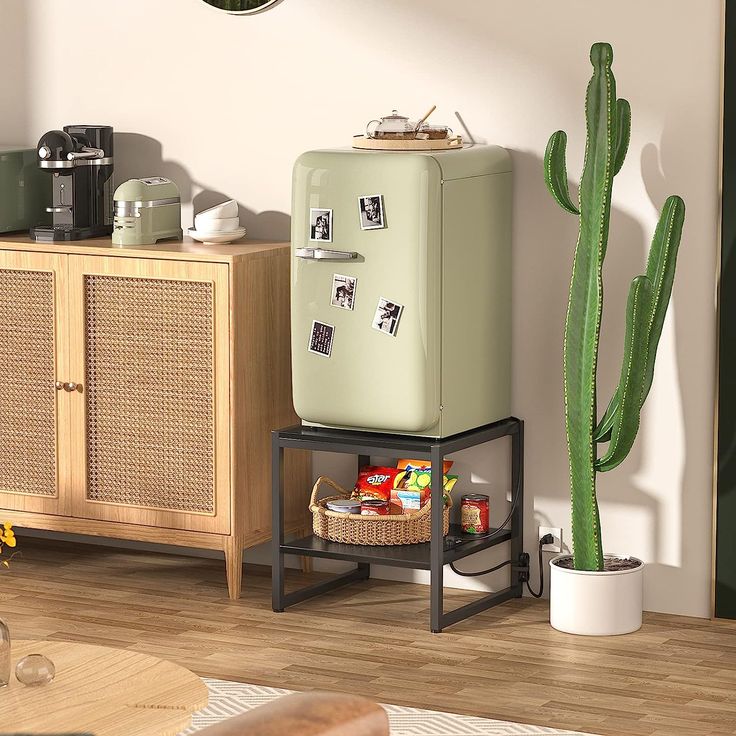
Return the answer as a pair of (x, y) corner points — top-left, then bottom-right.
(0, 234), (289, 264)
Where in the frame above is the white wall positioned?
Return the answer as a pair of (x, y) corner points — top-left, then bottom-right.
(0, 2), (28, 141)
(3, 0), (721, 617)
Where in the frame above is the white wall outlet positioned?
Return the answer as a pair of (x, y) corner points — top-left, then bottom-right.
(539, 526), (563, 553)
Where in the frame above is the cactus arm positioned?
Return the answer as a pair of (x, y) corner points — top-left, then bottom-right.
(544, 131), (580, 215)
(593, 195), (685, 444)
(595, 276), (653, 472)
(565, 42), (616, 572)
(612, 99), (631, 176)
(640, 195), (685, 396)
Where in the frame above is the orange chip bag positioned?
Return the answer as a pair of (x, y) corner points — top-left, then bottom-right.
(397, 458), (454, 475)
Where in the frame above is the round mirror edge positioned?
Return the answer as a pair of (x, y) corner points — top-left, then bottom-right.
(202, 0), (284, 15)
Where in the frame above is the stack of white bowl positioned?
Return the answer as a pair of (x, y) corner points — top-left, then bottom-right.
(188, 199), (246, 244)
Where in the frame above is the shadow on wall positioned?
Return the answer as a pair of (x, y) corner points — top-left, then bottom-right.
(114, 132), (291, 240)
(639, 134), (710, 601)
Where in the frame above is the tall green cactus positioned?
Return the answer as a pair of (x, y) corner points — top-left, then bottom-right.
(544, 42), (685, 571)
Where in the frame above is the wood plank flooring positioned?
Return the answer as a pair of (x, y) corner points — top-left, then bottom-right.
(5, 537), (736, 736)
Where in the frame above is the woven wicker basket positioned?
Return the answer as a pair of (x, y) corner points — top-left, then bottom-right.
(309, 476), (451, 546)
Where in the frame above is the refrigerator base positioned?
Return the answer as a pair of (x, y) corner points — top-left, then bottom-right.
(271, 418), (524, 633)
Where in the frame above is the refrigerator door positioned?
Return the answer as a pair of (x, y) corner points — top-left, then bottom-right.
(291, 150), (442, 433)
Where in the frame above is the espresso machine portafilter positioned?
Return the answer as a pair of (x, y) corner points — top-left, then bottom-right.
(31, 125), (114, 241)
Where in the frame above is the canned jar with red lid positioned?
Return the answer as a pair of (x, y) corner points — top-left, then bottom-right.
(461, 494), (490, 534)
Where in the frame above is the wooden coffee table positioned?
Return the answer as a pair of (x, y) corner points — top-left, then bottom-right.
(1, 640), (208, 735)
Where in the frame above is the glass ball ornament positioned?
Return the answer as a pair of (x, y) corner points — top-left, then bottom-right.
(15, 654), (55, 686)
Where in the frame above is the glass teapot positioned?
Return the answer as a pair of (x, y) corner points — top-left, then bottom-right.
(366, 110), (416, 139)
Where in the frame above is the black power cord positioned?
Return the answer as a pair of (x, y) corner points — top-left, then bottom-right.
(449, 534), (554, 599)
(449, 557), (514, 577)
(525, 534), (552, 598)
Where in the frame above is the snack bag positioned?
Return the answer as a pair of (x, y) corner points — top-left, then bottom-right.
(397, 458), (454, 475)
(403, 470), (458, 494)
(391, 471), (458, 514)
(354, 466), (407, 502)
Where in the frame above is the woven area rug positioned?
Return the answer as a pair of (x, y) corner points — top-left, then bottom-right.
(183, 678), (591, 735)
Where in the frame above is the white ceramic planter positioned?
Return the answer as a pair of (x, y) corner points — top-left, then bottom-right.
(549, 554), (644, 636)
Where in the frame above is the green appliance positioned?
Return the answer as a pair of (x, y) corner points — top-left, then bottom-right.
(0, 145), (50, 233)
(291, 145), (513, 438)
(112, 177), (182, 246)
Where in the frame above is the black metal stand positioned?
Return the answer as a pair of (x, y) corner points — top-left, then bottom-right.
(272, 418), (524, 633)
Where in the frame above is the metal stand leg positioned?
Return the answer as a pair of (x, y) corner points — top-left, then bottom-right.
(510, 421), (524, 596)
(272, 433), (285, 612)
(430, 444), (445, 633)
(357, 455), (371, 580)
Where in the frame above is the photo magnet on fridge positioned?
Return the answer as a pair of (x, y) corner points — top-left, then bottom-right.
(330, 274), (357, 310)
(310, 208), (333, 242)
(372, 297), (403, 337)
(358, 195), (386, 230)
(308, 320), (335, 357)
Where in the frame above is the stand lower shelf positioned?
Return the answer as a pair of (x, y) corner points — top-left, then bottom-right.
(281, 524), (513, 570)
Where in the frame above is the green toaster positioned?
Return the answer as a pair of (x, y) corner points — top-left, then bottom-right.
(113, 177), (183, 246)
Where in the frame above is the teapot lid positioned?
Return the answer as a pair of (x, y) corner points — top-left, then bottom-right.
(382, 109), (409, 120)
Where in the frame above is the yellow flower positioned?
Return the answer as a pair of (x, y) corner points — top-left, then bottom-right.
(0, 523), (16, 548)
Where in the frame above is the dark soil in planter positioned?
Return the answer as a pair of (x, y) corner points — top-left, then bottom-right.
(553, 556), (642, 572)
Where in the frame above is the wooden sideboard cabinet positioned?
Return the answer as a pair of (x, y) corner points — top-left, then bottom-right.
(0, 236), (310, 599)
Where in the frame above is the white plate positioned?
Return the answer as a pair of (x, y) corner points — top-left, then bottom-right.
(188, 226), (246, 244)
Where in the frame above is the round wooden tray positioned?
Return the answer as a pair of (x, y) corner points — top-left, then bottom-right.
(4, 640), (208, 736)
(352, 135), (463, 151)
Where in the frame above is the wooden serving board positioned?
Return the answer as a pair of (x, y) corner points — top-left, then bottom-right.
(352, 134), (463, 151)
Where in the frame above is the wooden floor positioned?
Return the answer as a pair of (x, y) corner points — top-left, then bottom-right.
(5, 538), (736, 736)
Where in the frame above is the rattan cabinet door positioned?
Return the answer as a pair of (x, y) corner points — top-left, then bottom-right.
(0, 250), (70, 514)
(67, 256), (230, 534)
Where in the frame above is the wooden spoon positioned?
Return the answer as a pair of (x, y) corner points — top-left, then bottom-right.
(413, 105), (437, 137)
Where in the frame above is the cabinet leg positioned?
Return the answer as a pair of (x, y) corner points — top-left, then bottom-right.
(224, 536), (244, 600)
(298, 526), (314, 573)
(300, 556), (314, 574)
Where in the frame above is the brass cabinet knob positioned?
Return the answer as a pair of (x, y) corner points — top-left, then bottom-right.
(56, 381), (82, 393)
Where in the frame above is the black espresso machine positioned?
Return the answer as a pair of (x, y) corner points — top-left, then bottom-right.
(31, 125), (114, 241)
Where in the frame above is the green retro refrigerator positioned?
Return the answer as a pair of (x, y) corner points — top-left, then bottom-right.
(0, 145), (50, 233)
(291, 145), (512, 438)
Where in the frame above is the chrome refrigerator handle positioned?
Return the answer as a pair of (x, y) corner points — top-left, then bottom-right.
(294, 247), (358, 261)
